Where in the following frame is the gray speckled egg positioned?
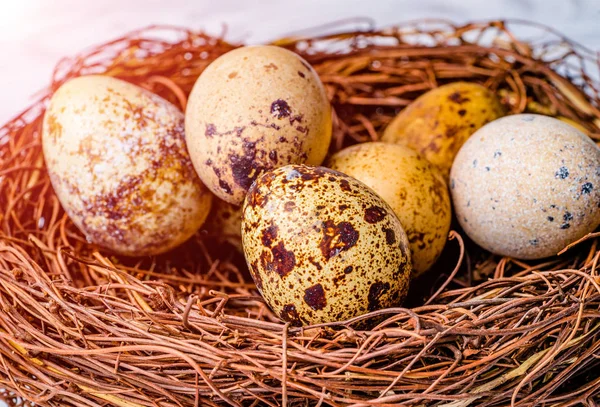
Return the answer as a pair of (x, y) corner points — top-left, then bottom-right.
(450, 114), (600, 259)
(186, 45), (332, 205)
(242, 165), (412, 326)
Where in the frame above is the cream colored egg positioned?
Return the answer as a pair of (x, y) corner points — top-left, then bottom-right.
(242, 165), (412, 326)
(204, 199), (243, 251)
(42, 75), (212, 256)
(450, 114), (600, 259)
(328, 142), (451, 276)
(186, 45), (332, 205)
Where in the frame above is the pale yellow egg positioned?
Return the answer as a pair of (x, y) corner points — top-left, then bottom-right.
(328, 142), (451, 275)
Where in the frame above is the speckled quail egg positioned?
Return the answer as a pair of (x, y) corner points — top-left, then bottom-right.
(42, 75), (212, 256)
(204, 199), (243, 251)
(450, 114), (600, 259)
(185, 45), (332, 205)
(382, 82), (505, 178)
(328, 142), (451, 276)
(241, 164), (412, 326)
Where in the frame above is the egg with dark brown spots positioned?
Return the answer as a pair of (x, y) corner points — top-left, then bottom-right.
(382, 82), (505, 179)
(185, 45), (332, 205)
(42, 75), (212, 256)
(242, 164), (412, 326)
(204, 199), (243, 251)
(328, 142), (451, 276)
(451, 114), (600, 259)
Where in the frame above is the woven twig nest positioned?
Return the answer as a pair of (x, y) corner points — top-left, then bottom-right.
(0, 19), (599, 407)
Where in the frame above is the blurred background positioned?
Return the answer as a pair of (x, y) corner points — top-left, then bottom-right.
(0, 0), (599, 124)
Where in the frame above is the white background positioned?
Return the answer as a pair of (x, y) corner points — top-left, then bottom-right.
(0, 0), (599, 125)
(0, 0), (598, 404)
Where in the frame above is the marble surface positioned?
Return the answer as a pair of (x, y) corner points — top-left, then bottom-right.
(0, 0), (598, 404)
(0, 0), (599, 125)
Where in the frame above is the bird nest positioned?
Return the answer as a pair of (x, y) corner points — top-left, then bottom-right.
(0, 19), (599, 407)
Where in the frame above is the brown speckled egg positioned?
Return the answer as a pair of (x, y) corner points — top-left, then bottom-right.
(382, 82), (505, 178)
(328, 142), (451, 276)
(242, 165), (412, 326)
(450, 114), (600, 259)
(42, 75), (212, 256)
(185, 45), (332, 205)
(204, 199), (243, 251)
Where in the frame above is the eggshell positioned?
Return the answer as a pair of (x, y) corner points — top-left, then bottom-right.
(204, 199), (243, 251)
(450, 114), (600, 259)
(328, 142), (451, 275)
(242, 165), (412, 326)
(186, 45), (332, 205)
(42, 75), (212, 256)
(557, 116), (588, 134)
(382, 82), (505, 178)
